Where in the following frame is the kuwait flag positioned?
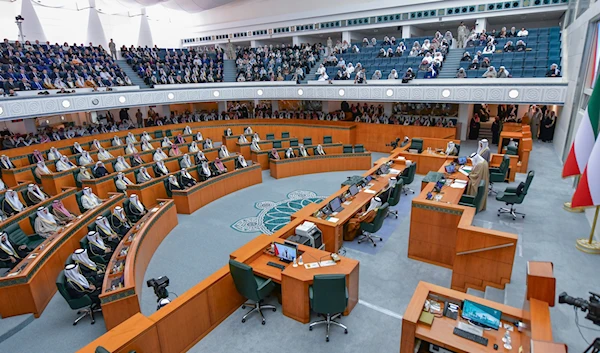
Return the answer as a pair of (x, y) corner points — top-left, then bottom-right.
(563, 78), (600, 177)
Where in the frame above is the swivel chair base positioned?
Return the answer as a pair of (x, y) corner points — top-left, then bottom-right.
(241, 300), (276, 325)
(488, 183), (498, 196)
(402, 186), (414, 195)
(309, 312), (348, 342)
(357, 230), (382, 246)
(74, 304), (102, 325)
(497, 205), (525, 220)
(386, 209), (398, 219)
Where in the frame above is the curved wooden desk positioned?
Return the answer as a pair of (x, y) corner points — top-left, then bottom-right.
(0, 193), (125, 318)
(100, 200), (178, 330)
(269, 152), (372, 179)
(251, 143), (343, 170)
(172, 164), (262, 214)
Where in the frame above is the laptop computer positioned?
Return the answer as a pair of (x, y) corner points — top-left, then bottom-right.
(329, 197), (344, 213)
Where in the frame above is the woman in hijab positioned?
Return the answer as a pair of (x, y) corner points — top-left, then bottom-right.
(180, 154), (193, 169)
(298, 144), (309, 157)
(213, 158), (227, 174)
(34, 206), (61, 238)
(540, 110), (557, 143)
(56, 156), (77, 172)
(137, 166), (153, 183)
(477, 139), (491, 162)
(115, 172), (133, 193)
(91, 139), (102, 151)
(195, 151), (207, 164)
(51, 199), (76, 224)
(445, 141), (458, 156)
(154, 160), (169, 177)
(142, 139), (154, 151)
(109, 206), (132, 236)
(95, 216), (121, 249)
(195, 131), (203, 142)
(126, 132), (137, 145)
(199, 161), (212, 181)
(184, 126), (193, 135)
(26, 184), (47, 205)
(346, 197), (382, 241)
(85, 231), (112, 263)
(72, 248), (105, 286)
(48, 147), (62, 161)
(127, 194), (147, 223)
(315, 144), (326, 156)
(93, 161), (109, 178)
(188, 141), (199, 153)
(64, 263), (101, 303)
(236, 155), (248, 169)
(167, 174), (184, 192)
(285, 147), (296, 159)
(3, 189), (24, 216)
(78, 151), (94, 166)
(112, 135), (123, 147)
(250, 140), (261, 152)
(238, 134), (249, 144)
(125, 142), (138, 155)
(73, 142), (85, 154)
(219, 145), (230, 158)
(203, 138), (213, 149)
(270, 148), (280, 160)
(469, 114), (480, 140)
(179, 168), (197, 188)
(97, 148), (114, 161)
(161, 137), (173, 148)
(153, 148), (168, 162)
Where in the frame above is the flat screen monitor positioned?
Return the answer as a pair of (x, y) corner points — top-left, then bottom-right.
(461, 299), (502, 330)
(457, 156), (467, 165)
(349, 184), (359, 196)
(365, 175), (373, 183)
(329, 197), (342, 212)
(445, 164), (456, 174)
(274, 242), (297, 263)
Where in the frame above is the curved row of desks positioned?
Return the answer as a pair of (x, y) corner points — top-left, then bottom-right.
(0, 192), (125, 317)
(269, 152), (372, 179)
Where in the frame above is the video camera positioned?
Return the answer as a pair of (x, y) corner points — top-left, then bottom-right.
(147, 276), (170, 301)
(386, 138), (401, 150)
(559, 291), (600, 325)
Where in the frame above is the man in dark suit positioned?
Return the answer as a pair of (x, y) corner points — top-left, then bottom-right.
(18, 78), (31, 91)
(3, 77), (17, 92)
(31, 77), (44, 90)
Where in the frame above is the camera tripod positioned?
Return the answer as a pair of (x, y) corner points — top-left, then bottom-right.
(584, 338), (600, 353)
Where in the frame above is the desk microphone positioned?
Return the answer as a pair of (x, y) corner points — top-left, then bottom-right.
(318, 254), (332, 266)
(302, 252), (321, 267)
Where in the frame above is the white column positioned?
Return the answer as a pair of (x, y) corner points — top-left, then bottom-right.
(342, 31), (351, 43)
(138, 8), (154, 47)
(20, 0), (46, 42)
(383, 103), (393, 117)
(218, 101), (227, 113)
(457, 104), (472, 141)
(402, 25), (413, 39)
(475, 18), (488, 33)
(322, 101), (330, 114)
(271, 100), (279, 112)
(87, 0), (107, 47)
(292, 36), (300, 46)
(251, 40), (259, 47)
(159, 104), (170, 118)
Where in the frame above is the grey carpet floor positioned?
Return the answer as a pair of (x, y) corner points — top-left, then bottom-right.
(1, 145), (599, 353)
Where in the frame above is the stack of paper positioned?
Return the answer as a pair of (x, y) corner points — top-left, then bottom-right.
(389, 168), (401, 175)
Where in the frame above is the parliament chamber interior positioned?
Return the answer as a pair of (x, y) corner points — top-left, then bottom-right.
(0, 0), (599, 352)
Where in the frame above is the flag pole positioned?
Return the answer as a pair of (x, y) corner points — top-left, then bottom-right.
(576, 206), (600, 254)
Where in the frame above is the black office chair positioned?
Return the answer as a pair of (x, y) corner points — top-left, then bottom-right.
(309, 274), (348, 342)
(56, 271), (101, 325)
(229, 259), (276, 325)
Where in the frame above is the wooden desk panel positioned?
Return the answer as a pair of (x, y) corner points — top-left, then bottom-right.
(490, 153), (519, 182)
(0, 193), (124, 318)
(527, 262), (556, 306)
(270, 153), (372, 179)
(398, 151), (454, 175)
(252, 144), (343, 170)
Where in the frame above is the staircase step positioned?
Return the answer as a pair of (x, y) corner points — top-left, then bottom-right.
(466, 288), (485, 298)
(503, 283), (526, 308)
(484, 286), (506, 304)
(116, 59), (152, 89)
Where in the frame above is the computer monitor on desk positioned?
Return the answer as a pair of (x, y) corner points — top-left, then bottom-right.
(329, 197), (344, 213)
(274, 242), (298, 263)
(461, 299), (502, 330)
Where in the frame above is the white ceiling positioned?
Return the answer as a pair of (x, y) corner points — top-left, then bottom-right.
(115, 0), (237, 12)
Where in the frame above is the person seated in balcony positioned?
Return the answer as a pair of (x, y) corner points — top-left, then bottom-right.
(370, 38), (377, 47)
(317, 72), (329, 82)
(377, 48), (386, 58)
(383, 36), (391, 46)
(386, 48), (394, 57)
(461, 52), (472, 62)
(333, 70), (346, 80)
(546, 63), (561, 77)
(421, 39), (431, 54)
(479, 57), (490, 69)
(456, 68), (467, 78)
(371, 70), (382, 80)
(468, 58), (480, 70)
(433, 52), (444, 67)
(424, 66), (437, 79)
(482, 66), (497, 78)
(497, 66), (510, 78)
(517, 27), (529, 37)
(388, 69), (398, 80)
(516, 40), (527, 52)
(505, 26), (516, 37)
(418, 59), (429, 72)
(402, 68), (415, 82)
(483, 42), (495, 54)
(408, 46), (419, 57)
(504, 41), (515, 52)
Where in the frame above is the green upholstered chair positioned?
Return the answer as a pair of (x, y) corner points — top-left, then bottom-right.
(75, 190), (86, 213)
(506, 145), (518, 155)
(31, 166), (41, 184)
(455, 144), (461, 155)
(56, 270), (100, 325)
(21, 189), (35, 207)
(358, 203), (389, 246)
(65, 254), (75, 265)
(489, 155), (510, 195)
(95, 347), (110, 353)
(354, 144), (365, 153)
(303, 137), (312, 146)
(154, 131), (163, 139)
(386, 180), (404, 218)
(73, 169), (83, 188)
(323, 136), (332, 144)
(165, 130), (172, 137)
(266, 133), (275, 140)
(290, 138), (299, 147)
(28, 213), (38, 230)
(272, 141), (282, 148)
(458, 180), (486, 213)
(281, 132), (290, 138)
(343, 145), (354, 154)
(228, 259), (277, 325)
(308, 274), (349, 342)
(79, 236), (108, 264)
(496, 171), (534, 220)
(5, 223), (43, 250)
(400, 163), (417, 195)
(409, 138), (424, 153)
